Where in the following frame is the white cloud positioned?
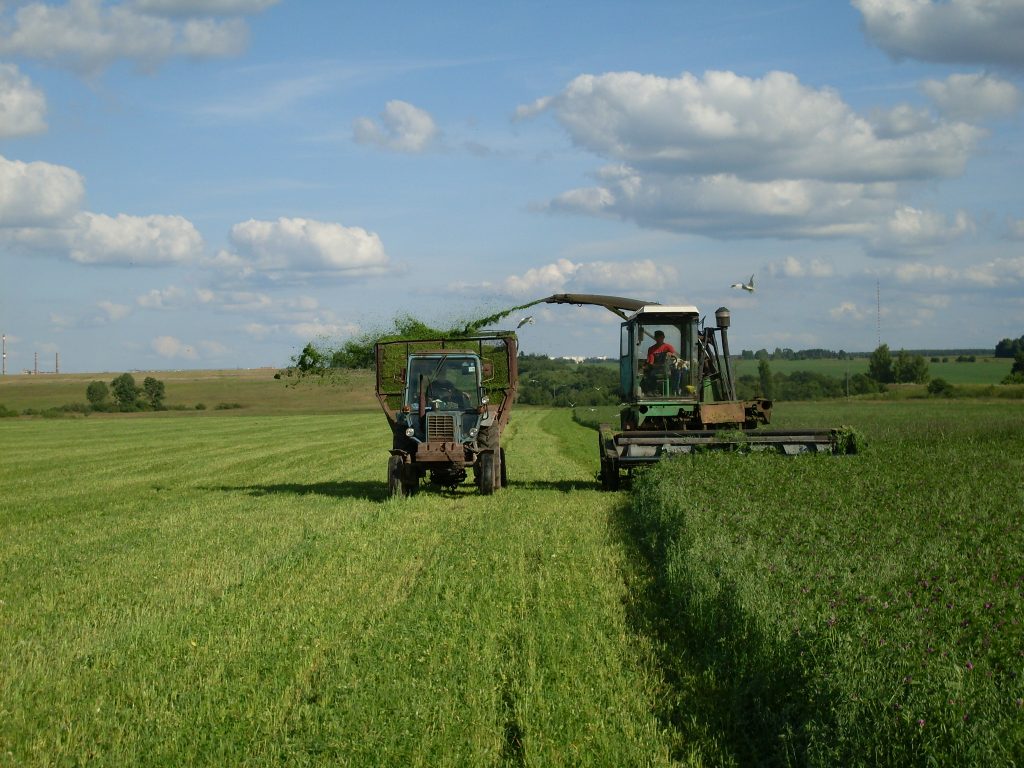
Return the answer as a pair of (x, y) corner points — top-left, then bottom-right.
(546, 166), (899, 240)
(853, 0), (1024, 68)
(68, 212), (204, 265)
(866, 206), (972, 258)
(286, 321), (357, 339)
(830, 301), (868, 321)
(97, 300), (131, 321)
(151, 335), (198, 360)
(137, 284), (188, 308)
(882, 255), (1024, 288)
(453, 257), (676, 297)
(0, 154), (83, 226)
(353, 100), (438, 153)
(522, 69), (987, 253)
(227, 216), (390, 277)
(195, 288), (273, 312)
(0, 64), (46, 137)
(243, 322), (271, 340)
(915, 294), (952, 309)
(523, 70), (980, 182)
(131, 0), (279, 15)
(769, 256), (835, 278)
(923, 73), (1022, 121)
(0, 0), (250, 74)
(177, 17), (247, 57)
(1009, 217), (1024, 240)
(198, 339), (228, 356)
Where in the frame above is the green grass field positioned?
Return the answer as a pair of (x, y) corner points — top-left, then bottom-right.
(629, 401), (1024, 766)
(730, 356), (1014, 385)
(0, 368), (378, 414)
(0, 409), (674, 766)
(3, 373), (1023, 765)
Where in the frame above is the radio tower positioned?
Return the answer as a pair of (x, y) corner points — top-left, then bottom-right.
(876, 279), (881, 347)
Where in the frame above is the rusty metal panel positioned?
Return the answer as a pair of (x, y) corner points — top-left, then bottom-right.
(415, 442), (468, 465)
(698, 401), (745, 426)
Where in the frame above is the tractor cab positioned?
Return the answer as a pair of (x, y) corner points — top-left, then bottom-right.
(406, 354), (484, 413)
(620, 306), (699, 402)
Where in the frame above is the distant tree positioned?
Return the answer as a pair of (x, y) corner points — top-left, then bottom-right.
(110, 373), (139, 410)
(892, 349), (929, 384)
(868, 344), (893, 383)
(849, 373), (881, 395)
(1003, 353), (1024, 384)
(741, 349), (754, 361)
(754, 349), (769, 361)
(86, 380), (109, 406)
(928, 378), (954, 397)
(995, 335), (1024, 358)
(758, 358), (773, 398)
(143, 376), (166, 408)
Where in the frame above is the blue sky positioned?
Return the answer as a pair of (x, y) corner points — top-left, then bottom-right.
(1, 0), (1022, 373)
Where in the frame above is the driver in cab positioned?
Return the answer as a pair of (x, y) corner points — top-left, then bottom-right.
(427, 370), (470, 409)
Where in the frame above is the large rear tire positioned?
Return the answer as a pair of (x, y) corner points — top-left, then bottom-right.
(479, 451), (496, 495)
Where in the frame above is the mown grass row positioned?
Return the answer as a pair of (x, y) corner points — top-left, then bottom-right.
(625, 401), (1024, 765)
(0, 410), (675, 766)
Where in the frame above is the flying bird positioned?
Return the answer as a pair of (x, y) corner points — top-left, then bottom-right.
(731, 274), (755, 293)
(516, 315), (535, 328)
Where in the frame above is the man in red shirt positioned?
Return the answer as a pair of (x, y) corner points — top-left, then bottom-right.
(643, 330), (677, 395)
(646, 330), (676, 365)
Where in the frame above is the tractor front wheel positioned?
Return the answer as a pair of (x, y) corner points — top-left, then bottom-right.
(479, 451), (497, 495)
(387, 455), (404, 498)
(499, 447), (507, 488)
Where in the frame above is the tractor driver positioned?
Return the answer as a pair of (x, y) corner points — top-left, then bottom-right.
(643, 330), (678, 396)
(427, 371), (471, 409)
(646, 330), (676, 366)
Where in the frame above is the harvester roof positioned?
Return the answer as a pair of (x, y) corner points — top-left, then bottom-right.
(626, 304), (699, 319)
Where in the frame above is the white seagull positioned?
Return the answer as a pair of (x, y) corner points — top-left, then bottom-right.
(516, 315), (535, 328)
(731, 274), (755, 293)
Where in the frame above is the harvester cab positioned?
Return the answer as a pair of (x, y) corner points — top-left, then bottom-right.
(543, 293), (855, 489)
(375, 333), (518, 497)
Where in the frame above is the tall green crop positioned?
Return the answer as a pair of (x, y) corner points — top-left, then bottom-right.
(630, 400), (1024, 766)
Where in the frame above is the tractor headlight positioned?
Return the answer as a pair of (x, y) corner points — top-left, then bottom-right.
(469, 427), (478, 438)
(480, 395), (489, 405)
(405, 427), (415, 437)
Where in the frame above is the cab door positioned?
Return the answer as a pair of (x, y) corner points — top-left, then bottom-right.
(619, 322), (635, 398)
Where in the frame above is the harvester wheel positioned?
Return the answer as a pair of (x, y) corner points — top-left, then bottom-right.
(599, 458), (620, 491)
(479, 451), (496, 495)
(387, 455), (404, 498)
(499, 447), (507, 488)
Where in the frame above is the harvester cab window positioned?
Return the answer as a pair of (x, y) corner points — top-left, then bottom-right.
(407, 356), (480, 411)
(636, 321), (692, 398)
